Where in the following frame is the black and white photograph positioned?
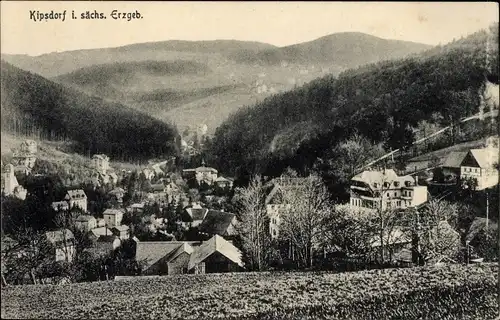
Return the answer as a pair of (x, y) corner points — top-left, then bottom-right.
(1, 1), (499, 319)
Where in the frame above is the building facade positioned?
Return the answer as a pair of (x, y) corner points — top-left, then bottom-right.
(349, 169), (428, 212)
(65, 189), (88, 212)
(92, 154), (110, 173)
(460, 147), (499, 190)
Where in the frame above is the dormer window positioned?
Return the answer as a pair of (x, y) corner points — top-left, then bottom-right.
(405, 181), (411, 187)
(383, 182), (390, 188)
(373, 183), (379, 188)
(394, 182), (400, 188)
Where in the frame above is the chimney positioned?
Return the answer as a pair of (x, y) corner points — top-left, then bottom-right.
(415, 176), (419, 185)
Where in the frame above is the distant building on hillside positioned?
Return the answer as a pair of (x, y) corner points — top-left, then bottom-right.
(20, 140), (37, 154)
(1, 164), (27, 200)
(460, 146), (499, 190)
(182, 160), (218, 185)
(349, 169), (428, 212)
(92, 154), (110, 173)
(51, 201), (70, 212)
(65, 189), (88, 212)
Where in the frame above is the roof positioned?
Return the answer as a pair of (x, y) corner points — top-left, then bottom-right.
(45, 229), (75, 244)
(90, 227), (112, 238)
(150, 184), (165, 192)
(103, 209), (124, 216)
(188, 235), (243, 270)
(112, 225), (130, 232)
(195, 166), (218, 173)
(75, 215), (96, 222)
(443, 151), (468, 168)
(135, 242), (186, 271)
(92, 154), (109, 160)
(130, 203), (145, 209)
(215, 176), (232, 183)
(66, 189), (87, 200)
(51, 201), (69, 209)
(467, 148), (499, 168)
(165, 242), (194, 262)
(108, 187), (125, 195)
(352, 170), (415, 189)
(395, 248), (413, 263)
(199, 210), (236, 236)
(186, 208), (209, 221)
(97, 235), (118, 243)
(466, 217), (498, 242)
(370, 228), (411, 247)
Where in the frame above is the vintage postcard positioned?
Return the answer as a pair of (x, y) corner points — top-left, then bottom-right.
(1, 1), (499, 319)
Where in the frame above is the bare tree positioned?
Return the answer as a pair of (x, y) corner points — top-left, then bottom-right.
(279, 173), (331, 268)
(234, 175), (270, 271)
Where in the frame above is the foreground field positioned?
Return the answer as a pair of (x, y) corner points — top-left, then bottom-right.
(2, 264), (498, 319)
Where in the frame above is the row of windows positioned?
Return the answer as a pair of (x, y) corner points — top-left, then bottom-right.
(463, 167), (480, 173)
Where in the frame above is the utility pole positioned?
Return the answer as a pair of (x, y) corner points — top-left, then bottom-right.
(485, 190), (489, 237)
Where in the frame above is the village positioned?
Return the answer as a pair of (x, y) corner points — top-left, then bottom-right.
(1, 134), (498, 285)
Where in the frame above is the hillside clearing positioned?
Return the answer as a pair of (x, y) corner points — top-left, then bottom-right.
(1, 264), (497, 319)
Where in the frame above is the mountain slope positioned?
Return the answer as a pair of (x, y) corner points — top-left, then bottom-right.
(208, 25), (499, 180)
(230, 32), (431, 67)
(3, 34), (432, 132)
(1, 61), (179, 161)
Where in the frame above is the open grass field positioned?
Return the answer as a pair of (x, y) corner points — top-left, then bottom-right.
(1, 264), (498, 319)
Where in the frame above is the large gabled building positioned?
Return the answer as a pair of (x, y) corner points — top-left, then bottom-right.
(459, 147), (499, 190)
(349, 169), (428, 212)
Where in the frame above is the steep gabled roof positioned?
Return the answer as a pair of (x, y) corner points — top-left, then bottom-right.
(135, 242), (184, 271)
(89, 227), (112, 238)
(199, 210), (237, 236)
(164, 242), (194, 262)
(186, 207), (209, 221)
(443, 151), (468, 168)
(45, 229), (75, 245)
(75, 215), (96, 222)
(66, 189), (87, 200)
(103, 209), (124, 216)
(468, 148), (499, 168)
(188, 235), (243, 270)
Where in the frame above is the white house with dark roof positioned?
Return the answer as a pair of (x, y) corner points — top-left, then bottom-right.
(45, 229), (76, 262)
(65, 189), (88, 212)
(92, 154), (110, 173)
(1, 164), (27, 200)
(182, 160), (218, 185)
(103, 209), (125, 227)
(111, 225), (130, 240)
(188, 235), (243, 274)
(460, 146), (499, 190)
(51, 201), (70, 212)
(75, 215), (97, 231)
(350, 169), (427, 212)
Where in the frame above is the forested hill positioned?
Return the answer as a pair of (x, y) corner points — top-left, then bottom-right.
(0, 61), (179, 161)
(208, 25), (499, 181)
(230, 32), (431, 67)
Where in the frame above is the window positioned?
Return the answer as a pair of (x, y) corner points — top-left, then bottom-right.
(397, 201), (401, 207)
(387, 193), (390, 197)
(394, 192), (397, 197)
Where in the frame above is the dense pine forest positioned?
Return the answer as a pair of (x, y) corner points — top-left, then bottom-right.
(1, 61), (180, 161)
(208, 25), (499, 187)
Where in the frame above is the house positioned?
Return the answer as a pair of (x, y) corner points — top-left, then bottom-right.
(142, 168), (155, 181)
(182, 160), (218, 185)
(88, 227), (113, 241)
(199, 210), (237, 237)
(135, 241), (200, 275)
(349, 169), (428, 212)
(103, 209), (125, 227)
(96, 218), (106, 228)
(188, 235), (244, 274)
(181, 203), (209, 228)
(93, 235), (122, 255)
(369, 227), (412, 262)
(1, 164), (27, 200)
(127, 203), (145, 214)
(13, 164), (32, 175)
(74, 215), (97, 231)
(135, 235), (243, 276)
(265, 177), (307, 239)
(65, 189), (88, 212)
(111, 225), (130, 240)
(20, 140), (37, 155)
(436, 151), (468, 183)
(459, 147), (499, 190)
(45, 229), (76, 262)
(108, 187), (125, 203)
(51, 201), (70, 212)
(214, 176), (234, 189)
(92, 154), (110, 173)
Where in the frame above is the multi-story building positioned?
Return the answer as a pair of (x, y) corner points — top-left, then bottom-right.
(65, 189), (88, 212)
(349, 169), (428, 212)
(103, 209), (125, 227)
(1, 164), (27, 200)
(92, 154), (110, 173)
(265, 177), (307, 239)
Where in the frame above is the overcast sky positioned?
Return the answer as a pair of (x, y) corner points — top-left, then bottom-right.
(1, 1), (498, 56)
